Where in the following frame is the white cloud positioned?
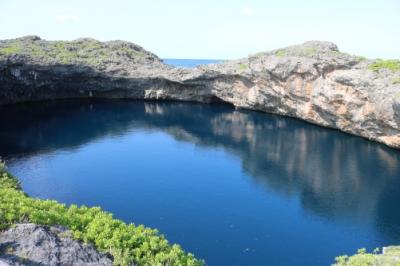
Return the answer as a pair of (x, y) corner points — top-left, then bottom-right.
(55, 13), (81, 23)
(241, 7), (255, 16)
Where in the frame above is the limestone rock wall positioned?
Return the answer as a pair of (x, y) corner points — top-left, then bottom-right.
(1, 37), (399, 148)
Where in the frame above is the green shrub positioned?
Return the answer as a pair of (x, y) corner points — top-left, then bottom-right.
(252, 52), (265, 58)
(0, 163), (203, 266)
(0, 162), (21, 190)
(333, 247), (400, 266)
(368, 59), (400, 72)
(0, 42), (22, 56)
(356, 56), (367, 62)
(238, 63), (247, 71)
(303, 47), (316, 56)
(275, 50), (286, 57)
(392, 77), (400, 85)
(0, 39), (142, 67)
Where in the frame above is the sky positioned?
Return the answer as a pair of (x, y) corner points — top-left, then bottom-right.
(0, 0), (399, 59)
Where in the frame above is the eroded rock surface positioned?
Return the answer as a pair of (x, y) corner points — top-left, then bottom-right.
(0, 223), (112, 266)
(0, 36), (399, 148)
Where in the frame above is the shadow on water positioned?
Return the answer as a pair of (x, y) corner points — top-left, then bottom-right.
(1, 99), (400, 264)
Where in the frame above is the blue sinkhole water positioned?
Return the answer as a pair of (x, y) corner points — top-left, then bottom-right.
(1, 99), (399, 266)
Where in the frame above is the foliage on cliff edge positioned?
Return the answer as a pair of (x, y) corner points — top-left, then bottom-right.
(333, 247), (400, 266)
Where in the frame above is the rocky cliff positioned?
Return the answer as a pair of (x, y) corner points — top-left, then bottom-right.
(1, 36), (400, 148)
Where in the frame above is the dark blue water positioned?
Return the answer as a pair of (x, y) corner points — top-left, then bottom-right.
(1, 99), (400, 266)
(163, 58), (223, 68)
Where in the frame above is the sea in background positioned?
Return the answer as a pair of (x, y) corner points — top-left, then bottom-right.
(163, 58), (223, 68)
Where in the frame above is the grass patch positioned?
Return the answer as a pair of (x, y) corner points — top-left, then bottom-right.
(392, 77), (400, 85)
(119, 47), (146, 59)
(333, 248), (377, 266)
(0, 42), (22, 56)
(356, 56), (367, 62)
(0, 162), (203, 266)
(303, 47), (316, 56)
(0, 161), (21, 191)
(252, 52), (265, 58)
(238, 63), (247, 71)
(333, 247), (400, 266)
(0, 38), (147, 67)
(368, 59), (400, 72)
(275, 50), (286, 57)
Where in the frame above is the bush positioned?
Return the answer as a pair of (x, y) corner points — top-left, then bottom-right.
(275, 50), (286, 57)
(238, 63), (247, 71)
(0, 163), (203, 266)
(0, 42), (22, 56)
(392, 77), (400, 85)
(333, 247), (400, 266)
(368, 59), (400, 72)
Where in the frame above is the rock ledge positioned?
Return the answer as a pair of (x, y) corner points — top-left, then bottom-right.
(0, 223), (112, 266)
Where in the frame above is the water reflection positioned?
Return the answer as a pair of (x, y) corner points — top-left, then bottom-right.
(1, 100), (399, 241)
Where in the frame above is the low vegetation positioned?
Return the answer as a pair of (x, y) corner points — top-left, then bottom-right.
(0, 39), (106, 65)
(0, 37), (151, 68)
(368, 59), (400, 72)
(237, 63), (247, 71)
(0, 162), (203, 266)
(356, 55), (367, 62)
(333, 247), (400, 266)
(392, 77), (400, 85)
(275, 49), (286, 57)
(303, 47), (316, 56)
(0, 42), (22, 56)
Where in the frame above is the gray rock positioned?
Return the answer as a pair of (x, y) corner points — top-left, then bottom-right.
(0, 36), (400, 149)
(0, 224), (113, 266)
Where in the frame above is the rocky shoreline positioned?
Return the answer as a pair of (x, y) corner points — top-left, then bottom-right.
(0, 224), (113, 266)
(1, 36), (400, 149)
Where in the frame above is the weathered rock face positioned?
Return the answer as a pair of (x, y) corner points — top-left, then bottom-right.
(1, 36), (399, 148)
(0, 223), (113, 266)
(0, 36), (216, 104)
(177, 41), (400, 149)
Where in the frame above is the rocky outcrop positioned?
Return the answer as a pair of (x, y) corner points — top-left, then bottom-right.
(178, 41), (400, 149)
(0, 223), (113, 266)
(1, 36), (399, 148)
(0, 36), (216, 104)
